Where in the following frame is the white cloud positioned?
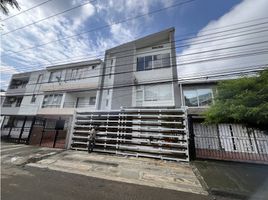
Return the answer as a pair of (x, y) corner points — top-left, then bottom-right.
(0, 65), (19, 74)
(177, 0), (268, 78)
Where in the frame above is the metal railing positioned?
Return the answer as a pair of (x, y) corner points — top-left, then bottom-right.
(192, 122), (268, 164)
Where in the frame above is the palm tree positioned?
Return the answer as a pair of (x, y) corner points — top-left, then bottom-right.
(0, 0), (20, 15)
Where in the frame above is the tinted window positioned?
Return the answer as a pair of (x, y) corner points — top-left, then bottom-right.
(137, 57), (144, 71)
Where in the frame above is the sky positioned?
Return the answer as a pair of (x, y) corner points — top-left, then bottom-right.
(1, 0), (268, 89)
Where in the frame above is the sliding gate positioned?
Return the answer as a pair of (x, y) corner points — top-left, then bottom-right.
(71, 108), (189, 162)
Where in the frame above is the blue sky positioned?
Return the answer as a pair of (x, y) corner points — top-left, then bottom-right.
(1, 0), (268, 89)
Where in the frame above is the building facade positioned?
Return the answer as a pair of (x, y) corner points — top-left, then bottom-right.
(1, 28), (182, 148)
(1, 60), (103, 146)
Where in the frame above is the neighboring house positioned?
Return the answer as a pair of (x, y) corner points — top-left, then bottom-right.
(0, 60), (103, 146)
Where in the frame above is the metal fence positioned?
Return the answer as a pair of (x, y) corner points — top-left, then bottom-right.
(71, 108), (189, 162)
(191, 120), (268, 164)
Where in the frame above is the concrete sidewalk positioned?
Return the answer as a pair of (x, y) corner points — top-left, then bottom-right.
(194, 160), (268, 199)
(28, 150), (207, 195)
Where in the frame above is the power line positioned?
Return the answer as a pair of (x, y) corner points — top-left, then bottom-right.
(1, 0), (98, 35)
(2, 46), (268, 76)
(1, 0), (54, 22)
(1, 0), (196, 54)
(4, 64), (267, 97)
(3, 36), (268, 73)
(3, 49), (268, 88)
(3, 17), (268, 62)
(39, 27), (268, 67)
(7, 24), (268, 69)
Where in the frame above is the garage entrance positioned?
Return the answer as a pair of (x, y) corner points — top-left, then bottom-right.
(71, 108), (189, 162)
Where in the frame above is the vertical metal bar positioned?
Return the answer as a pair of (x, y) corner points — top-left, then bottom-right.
(18, 116), (27, 144)
(53, 130), (59, 148)
(39, 119), (46, 146)
(7, 116), (15, 139)
(187, 115), (196, 160)
(26, 116), (36, 145)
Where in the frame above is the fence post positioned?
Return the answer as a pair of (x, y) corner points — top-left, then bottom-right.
(26, 116), (36, 145)
(188, 115), (196, 160)
(18, 116), (27, 144)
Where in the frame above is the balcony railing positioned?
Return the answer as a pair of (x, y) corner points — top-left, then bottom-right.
(2, 103), (21, 107)
(63, 102), (95, 108)
(42, 104), (61, 108)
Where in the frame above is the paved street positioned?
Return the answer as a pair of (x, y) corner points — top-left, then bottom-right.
(1, 142), (210, 200)
(194, 160), (268, 199)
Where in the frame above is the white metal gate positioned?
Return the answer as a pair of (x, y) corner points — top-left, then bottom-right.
(71, 108), (189, 161)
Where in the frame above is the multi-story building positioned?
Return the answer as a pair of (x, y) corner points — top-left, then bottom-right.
(98, 27), (180, 110)
(1, 59), (103, 146)
(0, 27), (199, 151)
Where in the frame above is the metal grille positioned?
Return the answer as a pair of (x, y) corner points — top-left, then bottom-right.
(193, 122), (268, 164)
(71, 108), (189, 162)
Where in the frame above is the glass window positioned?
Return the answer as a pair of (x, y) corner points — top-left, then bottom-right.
(153, 54), (162, 69)
(162, 53), (170, 67)
(89, 97), (96, 105)
(31, 95), (36, 103)
(144, 84), (172, 101)
(42, 94), (63, 108)
(184, 90), (198, 107)
(137, 57), (144, 71)
(145, 56), (153, 70)
(49, 71), (61, 82)
(184, 88), (213, 107)
(197, 89), (213, 106)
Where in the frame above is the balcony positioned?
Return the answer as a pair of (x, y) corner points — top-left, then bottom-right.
(1, 97), (23, 115)
(6, 76), (29, 95)
(40, 81), (98, 92)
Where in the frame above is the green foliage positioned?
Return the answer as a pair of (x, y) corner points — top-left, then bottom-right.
(204, 69), (268, 129)
(0, 0), (20, 15)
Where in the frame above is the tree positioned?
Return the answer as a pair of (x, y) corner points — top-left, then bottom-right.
(204, 69), (268, 129)
(0, 0), (20, 15)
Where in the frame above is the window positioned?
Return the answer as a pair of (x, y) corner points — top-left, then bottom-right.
(71, 68), (85, 80)
(162, 53), (170, 67)
(136, 84), (172, 104)
(107, 89), (110, 95)
(49, 71), (62, 82)
(184, 90), (198, 107)
(42, 94), (63, 108)
(31, 95), (36, 103)
(15, 97), (22, 107)
(137, 57), (145, 71)
(184, 88), (213, 107)
(89, 97), (96, 105)
(92, 65), (96, 70)
(153, 54), (162, 68)
(136, 53), (170, 71)
(144, 84), (172, 101)
(144, 56), (153, 70)
(76, 97), (86, 108)
(197, 89), (213, 106)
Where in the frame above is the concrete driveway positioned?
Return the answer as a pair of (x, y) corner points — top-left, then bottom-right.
(28, 150), (206, 195)
(1, 142), (209, 200)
